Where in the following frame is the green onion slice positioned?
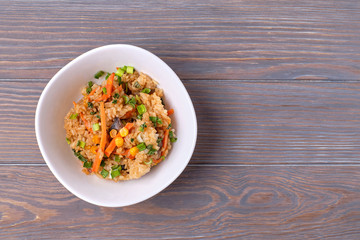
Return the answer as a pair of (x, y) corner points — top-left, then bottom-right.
(137, 104), (146, 115)
(101, 169), (109, 178)
(94, 71), (105, 79)
(92, 123), (100, 131)
(83, 161), (93, 168)
(136, 143), (146, 151)
(126, 66), (134, 74)
(141, 88), (151, 94)
(66, 138), (71, 144)
(69, 113), (78, 119)
(115, 68), (125, 77)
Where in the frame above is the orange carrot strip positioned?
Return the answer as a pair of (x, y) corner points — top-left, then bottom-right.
(124, 122), (134, 130)
(80, 113), (93, 133)
(121, 108), (135, 119)
(167, 109), (174, 116)
(92, 102), (106, 172)
(87, 86), (99, 100)
(94, 73), (115, 102)
(104, 139), (117, 157)
(73, 101), (77, 107)
(154, 129), (170, 165)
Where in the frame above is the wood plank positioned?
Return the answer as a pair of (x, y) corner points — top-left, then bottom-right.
(1, 0), (360, 80)
(1, 80), (359, 164)
(0, 165), (359, 239)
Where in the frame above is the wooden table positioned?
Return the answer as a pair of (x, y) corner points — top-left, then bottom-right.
(1, 0), (360, 239)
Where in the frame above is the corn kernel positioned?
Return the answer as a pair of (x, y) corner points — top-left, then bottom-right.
(90, 146), (98, 154)
(115, 137), (124, 147)
(92, 135), (100, 144)
(129, 147), (139, 156)
(110, 129), (117, 138)
(120, 127), (129, 137)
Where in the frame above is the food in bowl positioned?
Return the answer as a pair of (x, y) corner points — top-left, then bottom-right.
(64, 66), (177, 181)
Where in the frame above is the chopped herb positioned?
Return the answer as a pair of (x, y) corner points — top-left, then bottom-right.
(137, 114), (143, 120)
(111, 168), (121, 178)
(114, 155), (121, 162)
(86, 87), (92, 94)
(115, 68), (125, 77)
(112, 165), (121, 171)
(69, 113), (78, 119)
(149, 116), (162, 127)
(117, 76), (122, 85)
(88, 102), (93, 108)
(169, 131), (174, 138)
(90, 111), (96, 115)
(137, 104), (146, 115)
(122, 66), (127, 71)
(101, 169), (109, 178)
(147, 145), (156, 155)
(96, 115), (100, 119)
(123, 95), (130, 104)
(94, 71), (105, 79)
(157, 138), (163, 144)
(112, 99), (118, 104)
(135, 95), (141, 104)
(88, 81), (94, 88)
(105, 73), (110, 80)
(92, 123), (100, 131)
(113, 93), (120, 99)
(131, 138), (134, 142)
(72, 149), (87, 162)
(100, 160), (106, 167)
(128, 97), (136, 108)
(83, 161), (93, 168)
(77, 140), (86, 148)
(66, 138), (71, 144)
(126, 66), (134, 74)
(160, 156), (165, 161)
(169, 131), (177, 142)
(144, 159), (153, 165)
(141, 88), (151, 94)
(102, 87), (107, 94)
(170, 137), (177, 143)
(139, 123), (147, 132)
(167, 123), (172, 129)
(133, 81), (140, 88)
(136, 142), (146, 151)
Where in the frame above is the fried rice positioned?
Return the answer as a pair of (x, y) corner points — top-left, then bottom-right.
(64, 66), (177, 181)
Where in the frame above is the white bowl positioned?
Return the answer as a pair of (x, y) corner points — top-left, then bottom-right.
(35, 44), (197, 207)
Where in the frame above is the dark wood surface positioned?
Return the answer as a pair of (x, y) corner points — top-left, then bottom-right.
(1, 0), (360, 239)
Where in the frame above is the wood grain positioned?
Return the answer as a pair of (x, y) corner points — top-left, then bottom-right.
(1, 80), (359, 165)
(1, 0), (360, 80)
(0, 165), (359, 239)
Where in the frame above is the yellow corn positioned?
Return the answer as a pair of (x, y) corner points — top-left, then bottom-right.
(90, 146), (98, 154)
(129, 147), (139, 156)
(92, 135), (100, 144)
(115, 137), (124, 147)
(119, 127), (129, 137)
(110, 129), (117, 138)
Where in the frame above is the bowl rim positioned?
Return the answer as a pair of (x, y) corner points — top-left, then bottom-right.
(35, 44), (198, 207)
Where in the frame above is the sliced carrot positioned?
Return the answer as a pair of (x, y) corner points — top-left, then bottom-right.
(121, 108), (135, 119)
(167, 109), (174, 116)
(124, 122), (134, 130)
(94, 73), (115, 102)
(104, 137), (117, 157)
(87, 86), (99, 100)
(92, 102), (107, 173)
(79, 113), (93, 133)
(116, 85), (123, 92)
(72, 101), (77, 107)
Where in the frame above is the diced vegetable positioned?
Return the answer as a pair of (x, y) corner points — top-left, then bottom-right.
(101, 169), (109, 178)
(105, 73), (110, 80)
(137, 104), (146, 115)
(139, 123), (147, 132)
(69, 113), (78, 119)
(110, 129), (117, 138)
(113, 93), (120, 99)
(169, 131), (177, 142)
(72, 149), (87, 162)
(129, 147), (139, 156)
(149, 116), (162, 127)
(115, 155), (121, 162)
(128, 97), (136, 108)
(123, 95), (129, 104)
(112, 99), (117, 104)
(92, 135), (100, 144)
(119, 127), (129, 137)
(92, 123), (100, 131)
(94, 70), (105, 79)
(111, 167), (121, 178)
(92, 102), (107, 173)
(115, 137), (124, 147)
(77, 140), (86, 148)
(167, 109), (174, 116)
(90, 146), (97, 154)
(136, 142), (146, 151)
(147, 145), (156, 155)
(102, 87), (107, 94)
(124, 122), (134, 130)
(66, 138), (71, 144)
(115, 68), (125, 77)
(83, 161), (93, 168)
(144, 159), (153, 165)
(126, 66), (134, 74)
(133, 81), (140, 88)
(141, 88), (151, 94)
(88, 102), (93, 108)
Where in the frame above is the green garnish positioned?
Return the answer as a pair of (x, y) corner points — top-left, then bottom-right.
(102, 87), (107, 94)
(169, 131), (177, 142)
(86, 87), (92, 94)
(167, 123), (172, 129)
(105, 73), (110, 80)
(137, 114), (143, 120)
(144, 159), (153, 165)
(77, 140), (86, 148)
(96, 115), (100, 119)
(94, 71), (105, 79)
(139, 123), (147, 132)
(111, 168), (121, 179)
(117, 76), (122, 85)
(115, 68), (125, 77)
(126, 66), (134, 74)
(157, 138), (162, 144)
(66, 138), (71, 144)
(100, 160), (106, 167)
(88, 81), (94, 88)
(92, 123), (100, 131)
(83, 161), (93, 168)
(128, 97), (136, 108)
(137, 104), (146, 115)
(72, 149), (87, 162)
(136, 143), (146, 151)
(123, 95), (130, 104)
(113, 93), (120, 99)
(141, 88), (151, 94)
(125, 83), (129, 94)
(133, 81), (140, 88)
(112, 99), (118, 104)
(160, 156), (165, 161)
(101, 169), (109, 178)
(90, 111), (96, 115)
(69, 113), (78, 119)
(170, 138), (177, 143)
(114, 155), (121, 162)
(135, 95), (141, 104)
(88, 102), (93, 108)
(122, 66), (127, 71)
(131, 138), (134, 142)
(147, 145), (156, 155)
(149, 116), (162, 127)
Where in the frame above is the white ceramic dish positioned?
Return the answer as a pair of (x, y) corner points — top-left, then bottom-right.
(35, 44), (197, 207)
